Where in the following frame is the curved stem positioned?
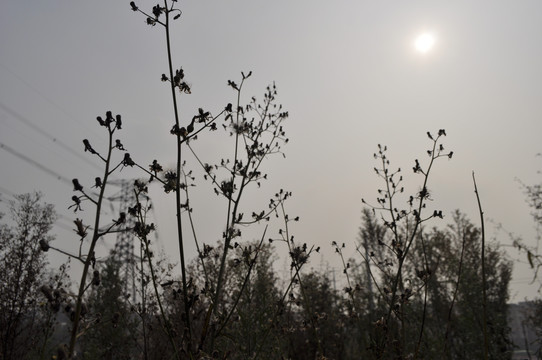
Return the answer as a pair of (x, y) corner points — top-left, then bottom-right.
(163, 0), (192, 351)
(472, 172), (489, 360)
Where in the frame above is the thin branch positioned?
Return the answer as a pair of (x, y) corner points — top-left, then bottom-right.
(215, 225), (268, 337)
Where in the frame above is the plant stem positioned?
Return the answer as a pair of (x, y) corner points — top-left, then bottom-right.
(163, 0), (192, 351)
(386, 140), (437, 323)
(68, 128), (114, 358)
(472, 172), (489, 360)
(207, 81), (244, 352)
(381, 136), (441, 357)
(139, 241), (149, 360)
(214, 83), (243, 307)
(140, 210), (180, 359)
(215, 226), (268, 338)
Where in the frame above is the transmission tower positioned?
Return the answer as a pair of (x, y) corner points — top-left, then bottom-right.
(109, 179), (138, 303)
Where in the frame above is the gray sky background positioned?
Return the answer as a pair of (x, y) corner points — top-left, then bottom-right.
(1, 0), (541, 302)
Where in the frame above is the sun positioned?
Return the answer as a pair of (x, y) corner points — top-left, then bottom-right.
(414, 32), (436, 54)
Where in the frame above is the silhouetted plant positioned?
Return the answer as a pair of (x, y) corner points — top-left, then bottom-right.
(36, 1), (293, 357)
(513, 155), (542, 358)
(0, 192), (63, 360)
(411, 211), (512, 359)
(357, 130), (453, 358)
(514, 155), (542, 289)
(5, 1), (526, 359)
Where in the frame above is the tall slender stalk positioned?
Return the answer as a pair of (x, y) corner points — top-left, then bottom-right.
(135, 0), (194, 351)
(134, 188), (181, 359)
(68, 127), (114, 357)
(212, 80), (244, 316)
(472, 172), (489, 360)
(139, 242), (149, 360)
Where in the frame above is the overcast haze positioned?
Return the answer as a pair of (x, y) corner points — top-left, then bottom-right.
(1, 1), (541, 302)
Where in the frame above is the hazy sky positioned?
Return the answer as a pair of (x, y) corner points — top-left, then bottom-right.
(1, 1), (541, 302)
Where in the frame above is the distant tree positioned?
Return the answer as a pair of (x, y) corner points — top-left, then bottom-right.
(356, 133), (454, 359)
(518, 157), (542, 358)
(81, 255), (139, 360)
(286, 271), (347, 360)
(516, 160), (542, 285)
(352, 205), (513, 359)
(408, 211), (513, 359)
(357, 208), (388, 314)
(0, 192), (57, 360)
(335, 208), (390, 358)
(161, 241), (285, 359)
(221, 242), (283, 359)
(525, 299), (542, 359)
(225, 243), (280, 358)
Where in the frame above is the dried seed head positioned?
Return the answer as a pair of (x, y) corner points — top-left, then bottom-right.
(72, 178), (83, 192)
(39, 239), (50, 252)
(40, 285), (54, 302)
(92, 270), (101, 286)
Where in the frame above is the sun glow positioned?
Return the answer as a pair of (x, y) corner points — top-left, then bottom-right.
(414, 32), (436, 54)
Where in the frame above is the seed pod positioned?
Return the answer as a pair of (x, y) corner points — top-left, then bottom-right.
(92, 270), (101, 286)
(39, 239), (50, 252)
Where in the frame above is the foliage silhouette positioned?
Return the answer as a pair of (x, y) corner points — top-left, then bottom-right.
(0, 192), (67, 360)
(1, 1), (528, 359)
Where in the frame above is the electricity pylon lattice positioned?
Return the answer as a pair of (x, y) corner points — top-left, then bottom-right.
(109, 179), (138, 303)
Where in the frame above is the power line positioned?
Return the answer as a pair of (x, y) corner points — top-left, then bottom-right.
(0, 185), (16, 199)
(53, 220), (75, 233)
(0, 142), (72, 185)
(0, 141), (119, 215)
(0, 61), (104, 142)
(0, 101), (103, 172)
